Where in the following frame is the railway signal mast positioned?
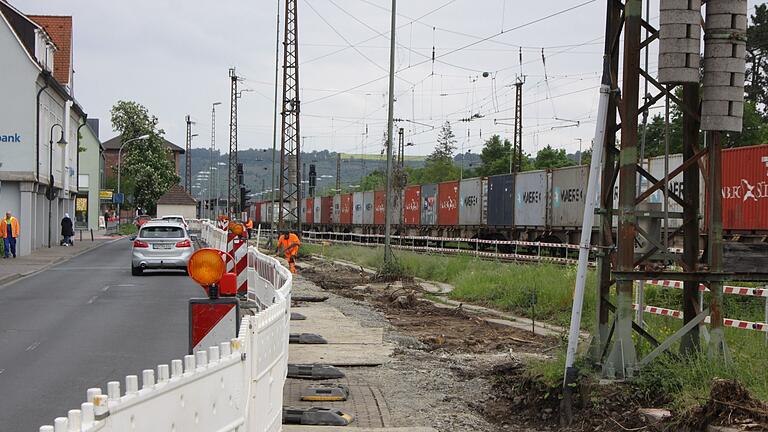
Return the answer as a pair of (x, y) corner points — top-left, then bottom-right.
(228, 68), (244, 219)
(564, 0), (754, 407)
(278, 0), (302, 231)
(185, 115), (194, 194)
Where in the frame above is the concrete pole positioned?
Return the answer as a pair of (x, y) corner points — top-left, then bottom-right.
(383, 0), (397, 266)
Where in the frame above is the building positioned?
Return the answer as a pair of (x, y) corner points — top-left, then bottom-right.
(156, 184), (197, 220)
(0, 1), (90, 255)
(75, 118), (104, 231)
(101, 135), (185, 181)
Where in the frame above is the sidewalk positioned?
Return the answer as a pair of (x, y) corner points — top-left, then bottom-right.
(0, 234), (117, 286)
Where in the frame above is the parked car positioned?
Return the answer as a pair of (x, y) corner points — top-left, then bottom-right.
(131, 220), (194, 275)
(158, 215), (188, 228)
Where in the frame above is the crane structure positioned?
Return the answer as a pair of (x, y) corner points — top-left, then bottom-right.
(278, 0), (302, 230)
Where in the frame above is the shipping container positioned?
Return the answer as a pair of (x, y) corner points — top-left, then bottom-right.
(301, 198), (314, 225)
(421, 183), (438, 225)
(300, 198), (308, 224)
(352, 192), (364, 225)
(403, 185), (421, 225)
(260, 202), (269, 224)
(313, 197), (322, 224)
(514, 170), (548, 227)
(374, 190), (385, 225)
(720, 144), (768, 231)
(437, 181), (460, 226)
(321, 196), (333, 224)
(341, 193), (353, 225)
(487, 174), (514, 226)
(550, 165), (588, 228)
(332, 194), (341, 224)
(459, 177), (487, 225)
(363, 191), (375, 225)
(253, 202), (261, 224)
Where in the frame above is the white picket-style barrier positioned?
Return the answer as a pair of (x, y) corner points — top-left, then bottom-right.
(39, 222), (291, 432)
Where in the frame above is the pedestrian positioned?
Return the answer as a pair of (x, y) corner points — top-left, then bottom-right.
(61, 213), (74, 246)
(245, 218), (254, 238)
(1, 211), (19, 258)
(276, 230), (301, 274)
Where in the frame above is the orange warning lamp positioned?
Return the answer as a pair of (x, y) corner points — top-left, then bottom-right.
(188, 248), (227, 287)
(229, 222), (245, 237)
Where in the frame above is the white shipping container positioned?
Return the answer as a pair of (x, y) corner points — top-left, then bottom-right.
(514, 170), (549, 227)
(352, 192), (364, 225)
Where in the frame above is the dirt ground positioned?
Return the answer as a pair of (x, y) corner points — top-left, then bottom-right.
(297, 256), (768, 432)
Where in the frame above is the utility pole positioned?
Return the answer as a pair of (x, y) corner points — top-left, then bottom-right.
(278, 0), (301, 231)
(509, 77), (524, 173)
(228, 68), (241, 219)
(209, 102), (221, 220)
(335, 153), (341, 193)
(398, 128), (404, 167)
(383, 0), (397, 266)
(185, 115), (193, 193)
(270, 0), (281, 208)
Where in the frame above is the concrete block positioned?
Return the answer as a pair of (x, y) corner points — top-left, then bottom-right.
(660, 23), (691, 39)
(661, 9), (701, 25)
(705, 41), (746, 59)
(703, 57), (747, 73)
(701, 85), (744, 101)
(706, 12), (747, 30)
(660, 37), (701, 54)
(659, 67), (700, 84)
(702, 71), (744, 86)
(660, 0), (700, 10)
(659, 52), (687, 68)
(702, 100), (730, 116)
(701, 114), (743, 132)
(706, 0), (747, 15)
(289, 343), (394, 366)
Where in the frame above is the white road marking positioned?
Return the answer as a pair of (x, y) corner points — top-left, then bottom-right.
(25, 341), (40, 351)
(87, 296), (98, 304)
(101, 285), (110, 292)
(114, 284), (136, 287)
(0, 369), (5, 375)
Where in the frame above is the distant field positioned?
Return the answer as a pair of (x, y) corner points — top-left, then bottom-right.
(339, 153), (426, 161)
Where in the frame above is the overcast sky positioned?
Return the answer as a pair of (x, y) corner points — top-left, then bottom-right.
(14, 0), (763, 163)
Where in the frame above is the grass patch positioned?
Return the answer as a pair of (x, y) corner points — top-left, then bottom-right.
(117, 223), (137, 236)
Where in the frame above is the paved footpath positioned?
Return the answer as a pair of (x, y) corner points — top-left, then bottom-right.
(0, 238), (204, 431)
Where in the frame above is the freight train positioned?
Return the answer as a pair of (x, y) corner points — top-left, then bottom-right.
(249, 144), (768, 244)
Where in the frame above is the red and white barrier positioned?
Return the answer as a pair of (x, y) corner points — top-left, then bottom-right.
(633, 303), (768, 332)
(227, 232), (248, 296)
(643, 279), (768, 298)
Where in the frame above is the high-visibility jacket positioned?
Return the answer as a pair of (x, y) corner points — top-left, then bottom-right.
(277, 233), (301, 256)
(0, 217), (19, 239)
(245, 219), (254, 229)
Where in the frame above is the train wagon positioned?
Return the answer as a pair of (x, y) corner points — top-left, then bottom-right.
(363, 191), (375, 225)
(487, 174), (514, 226)
(320, 196), (332, 224)
(459, 177), (487, 225)
(332, 194), (341, 224)
(550, 165), (588, 228)
(340, 193), (353, 225)
(352, 192), (364, 225)
(437, 181), (460, 226)
(374, 190), (385, 225)
(403, 185), (421, 225)
(313, 197), (322, 224)
(514, 170), (549, 227)
(720, 144), (768, 232)
(421, 184), (438, 225)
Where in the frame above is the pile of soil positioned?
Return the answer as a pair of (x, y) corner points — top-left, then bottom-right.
(681, 379), (768, 431)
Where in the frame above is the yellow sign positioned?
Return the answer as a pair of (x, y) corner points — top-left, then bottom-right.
(76, 197), (88, 211)
(99, 190), (113, 200)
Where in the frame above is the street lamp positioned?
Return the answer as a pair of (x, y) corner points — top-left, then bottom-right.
(48, 123), (67, 248)
(117, 134), (150, 230)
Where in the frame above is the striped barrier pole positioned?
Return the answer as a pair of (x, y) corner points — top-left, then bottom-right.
(227, 232), (248, 297)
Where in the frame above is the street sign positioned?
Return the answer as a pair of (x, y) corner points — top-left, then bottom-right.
(99, 190), (113, 200)
(113, 192), (124, 204)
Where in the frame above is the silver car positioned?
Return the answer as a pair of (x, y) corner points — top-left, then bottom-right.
(131, 221), (194, 275)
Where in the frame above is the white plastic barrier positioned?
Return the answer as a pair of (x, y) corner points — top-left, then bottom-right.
(39, 222), (292, 432)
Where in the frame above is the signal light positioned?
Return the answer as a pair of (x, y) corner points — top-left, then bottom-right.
(187, 248), (227, 287)
(229, 222), (245, 236)
(176, 239), (192, 248)
(133, 240), (149, 248)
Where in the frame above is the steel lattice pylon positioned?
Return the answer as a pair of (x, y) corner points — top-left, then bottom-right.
(278, 0), (301, 230)
(185, 115), (192, 193)
(228, 68), (240, 219)
(512, 78), (524, 173)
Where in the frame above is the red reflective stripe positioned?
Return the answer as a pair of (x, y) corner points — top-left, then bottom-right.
(191, 303), (236, 348)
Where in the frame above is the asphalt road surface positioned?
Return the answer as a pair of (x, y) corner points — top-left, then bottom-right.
(0, 238), (203, 431)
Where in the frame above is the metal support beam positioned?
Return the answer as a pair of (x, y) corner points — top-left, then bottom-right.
(639, 308), (709, 368)
(706, 131), (728, 359)
(681, 83), (701, 354)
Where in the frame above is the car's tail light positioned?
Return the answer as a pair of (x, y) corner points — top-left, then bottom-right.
(133, 240), (149, 248)
(176, 239), (192, 248)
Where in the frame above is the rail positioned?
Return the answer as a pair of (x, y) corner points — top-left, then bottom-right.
(38, 222), (292, 431)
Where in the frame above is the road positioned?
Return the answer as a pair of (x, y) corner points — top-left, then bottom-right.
(0, 238), (203, 431)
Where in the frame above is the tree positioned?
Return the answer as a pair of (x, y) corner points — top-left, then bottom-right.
(746, 4), (768, 116)
(533, 145), (575, 170)
(360, 169), (386, 191)
(477, 135), (511, 176)
(111, 101), (180, 214)
(428, 121), (457, 162)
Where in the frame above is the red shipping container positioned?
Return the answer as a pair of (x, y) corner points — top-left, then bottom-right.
(305, 197), (314, 225)
(403, 185), (421, 225)
(437, 181), (459, 226)
(321, 196), (333, 224)
(340, 193), (353, 225)
(719, 144), (768, 231)
(254, 202), (261, 223)
(374, 191), (385, 225)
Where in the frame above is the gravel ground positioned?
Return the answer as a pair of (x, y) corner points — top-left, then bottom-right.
(291, 262), (547, 432)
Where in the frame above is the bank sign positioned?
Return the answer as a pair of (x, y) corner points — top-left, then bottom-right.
(0, 133), (22, 143)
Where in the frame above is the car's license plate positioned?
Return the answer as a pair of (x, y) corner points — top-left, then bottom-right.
(153, 244), (172, 249)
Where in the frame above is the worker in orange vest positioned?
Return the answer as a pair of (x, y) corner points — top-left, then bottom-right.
(276, 230), (301, 273)
(1, 211), (20, 258)
(244, 218), (254, 238)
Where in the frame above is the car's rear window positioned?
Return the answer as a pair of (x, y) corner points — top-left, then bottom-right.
(140, 226), (185, 239)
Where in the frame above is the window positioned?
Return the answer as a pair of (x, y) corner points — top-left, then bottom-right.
(139, 226), (185, 239)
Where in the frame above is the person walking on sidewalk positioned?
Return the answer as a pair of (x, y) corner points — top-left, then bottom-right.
(276, 230), (301, 274)
(61, 213), (74, 246)
(1, 211), (19, 258)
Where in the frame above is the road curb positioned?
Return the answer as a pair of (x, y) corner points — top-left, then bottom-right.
(0, 238), (121, 289)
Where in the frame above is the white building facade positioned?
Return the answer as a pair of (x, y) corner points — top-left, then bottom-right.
(0, 2), (87, 255)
